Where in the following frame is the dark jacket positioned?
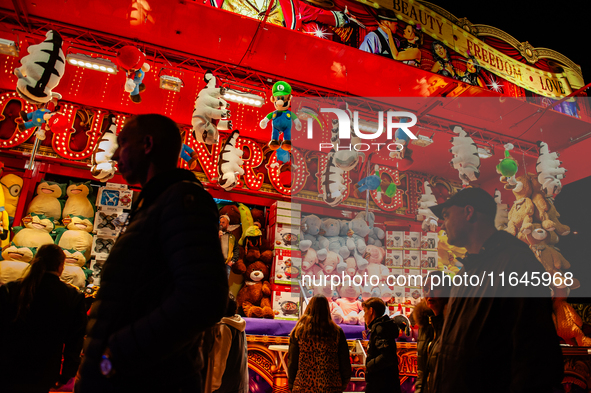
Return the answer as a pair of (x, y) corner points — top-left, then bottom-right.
(412, 301), (443, 393)
(433, 230), (564, 393)
(288, 327), (351, 393)
(77, 169), (229, 393)
(0, 273), (86, 390)
(365, 314), (401, 393)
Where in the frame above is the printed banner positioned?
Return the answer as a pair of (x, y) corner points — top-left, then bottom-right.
(364, 0), (581, 98)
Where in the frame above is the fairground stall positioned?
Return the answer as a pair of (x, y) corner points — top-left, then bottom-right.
(0, 0), (590, 392)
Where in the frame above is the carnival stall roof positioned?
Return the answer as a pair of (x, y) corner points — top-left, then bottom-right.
(0, 0), (589, 188)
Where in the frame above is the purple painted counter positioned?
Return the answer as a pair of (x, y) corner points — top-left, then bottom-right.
(244, 317), (366, 339)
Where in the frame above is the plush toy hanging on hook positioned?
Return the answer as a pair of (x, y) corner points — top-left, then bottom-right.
(259, 81), (301, 151)
(449, 126), (480, 185)
(16, 98), (69, 140)
(496, 143), (518, 189)
(116, 45), (150, 103)
(417, 181), (438, 232)
(217, 130), (244, 191)
(14, 30), (65, 105)
(191, 71), (231, 145)
(536, 141), (566, 197)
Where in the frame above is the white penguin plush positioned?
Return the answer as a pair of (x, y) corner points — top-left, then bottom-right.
(14, 30), (65, 104)
(494, 189), (509, 230)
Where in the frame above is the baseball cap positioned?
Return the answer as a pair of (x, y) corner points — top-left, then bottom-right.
(272, 81), (292, 96)
(429, 187), (496, 220)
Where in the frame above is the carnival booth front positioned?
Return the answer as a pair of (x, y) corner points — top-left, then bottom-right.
(1, 0), (591, 391)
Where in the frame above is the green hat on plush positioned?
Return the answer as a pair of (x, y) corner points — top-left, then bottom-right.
(272, 81), (292, 96)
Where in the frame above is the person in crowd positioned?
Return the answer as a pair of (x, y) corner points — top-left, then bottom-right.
(204, 294), (248, 393)
(219, 214), (239, 276)
(288, 294), (351, 393)
(411, 271), (451, 393)
(0, 243), (87, 393)
(77, 114), (228, 392)
(362, 297), (401, 393)
(429, 187), (564, 393)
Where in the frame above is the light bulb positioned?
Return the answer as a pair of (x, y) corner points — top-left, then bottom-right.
(69, 59), (78, 65)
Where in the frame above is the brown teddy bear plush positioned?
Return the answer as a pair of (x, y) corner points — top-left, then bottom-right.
(529, 176), (571, 236)
(506, 174), (535, 241)
(524, 223), (569, 275)
(236, 261), (274, 318)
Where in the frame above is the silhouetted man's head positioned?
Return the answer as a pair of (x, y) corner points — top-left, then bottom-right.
(112, 114), (182, 186)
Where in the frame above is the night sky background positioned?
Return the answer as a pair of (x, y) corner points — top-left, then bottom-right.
(439, 0), (590, 85)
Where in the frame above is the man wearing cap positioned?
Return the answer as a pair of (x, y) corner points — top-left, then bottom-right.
(359, 11), (400, 58)
(259, 81), (302, 152)
(429, 187), (563, 393)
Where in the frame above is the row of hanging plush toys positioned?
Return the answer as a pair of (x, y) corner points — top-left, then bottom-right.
(498, 143), (591, 346)
(0, 179), (96, 288)
(298, 212), (392, 324)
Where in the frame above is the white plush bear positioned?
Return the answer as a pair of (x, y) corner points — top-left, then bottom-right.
(217, 131), (244, 191)
(536, 141), (566, 197)
(90, 114), (118, 182)
(494, 189), (509, 230)
(192, 71), (231, 145)
(320, 152), (347, 207)
(344, 213), (370, 272)
(14, 30), (65, 104)
(449, 126), (480, 185)
(317, 218), (349, 262)
(300, 214), (326, 251)
(417, 181), (439, 232)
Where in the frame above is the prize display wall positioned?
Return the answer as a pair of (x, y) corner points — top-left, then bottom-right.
(1, 0), (591, 392)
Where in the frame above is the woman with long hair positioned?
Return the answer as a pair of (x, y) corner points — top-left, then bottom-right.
(0, 243), (87, 393)
(287, 294), (351, 393)
(411, 271), (451, 393)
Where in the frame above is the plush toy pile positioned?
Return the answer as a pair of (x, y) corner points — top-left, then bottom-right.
(1, 178), (97, 288)
(299, 211), (390, 324)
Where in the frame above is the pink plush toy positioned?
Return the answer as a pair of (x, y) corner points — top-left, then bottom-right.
(336, 275), (365, 325)
(302, 246), (319, 274)
(318, 250), (341, 275)
(329, 298), (345, 324)
(343, 256), (358, 277)
(360, 245), (392, 302)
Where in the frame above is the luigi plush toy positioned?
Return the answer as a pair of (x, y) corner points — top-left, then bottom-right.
(259, 81), (302, 151)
